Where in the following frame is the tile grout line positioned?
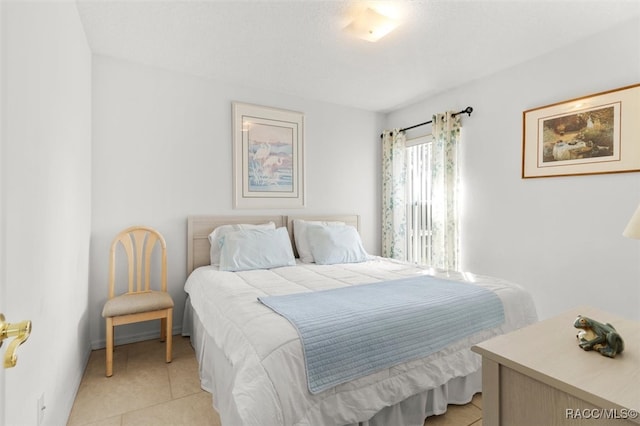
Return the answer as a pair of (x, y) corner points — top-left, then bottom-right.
(120, 391), (211, 423)
(117, 343), (199, 424)
(167, 361), (175, 400)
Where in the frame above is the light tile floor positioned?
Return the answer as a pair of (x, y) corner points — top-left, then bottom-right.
(68, 336), (482, 426)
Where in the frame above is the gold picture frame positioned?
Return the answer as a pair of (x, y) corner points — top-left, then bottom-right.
(522, 83), (640, 178)
(232, 102), (305, 208)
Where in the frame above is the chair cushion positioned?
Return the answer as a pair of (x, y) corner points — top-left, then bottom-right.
(102, 291), (174, 318)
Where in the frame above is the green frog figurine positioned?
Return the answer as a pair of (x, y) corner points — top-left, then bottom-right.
(574, 315), (624, 358)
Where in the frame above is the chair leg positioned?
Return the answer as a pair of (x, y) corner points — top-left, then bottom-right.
(106, 317), (114, 377)
(165, 309), (173, 363)
(160, 318), (167, 342)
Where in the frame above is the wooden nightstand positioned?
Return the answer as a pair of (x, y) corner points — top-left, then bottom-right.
(472, 306), (640, 426)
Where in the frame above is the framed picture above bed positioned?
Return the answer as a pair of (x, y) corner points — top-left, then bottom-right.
(232, 102), (305, 208)
(522, 83), (640, 178)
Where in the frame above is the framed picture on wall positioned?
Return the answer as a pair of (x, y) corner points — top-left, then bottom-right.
(522, 83), (640, 178)
(232, 102), (305, 208)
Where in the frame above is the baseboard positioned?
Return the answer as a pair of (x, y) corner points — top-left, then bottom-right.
(91, 325), (183, 350)
(62, 342), (92, 425)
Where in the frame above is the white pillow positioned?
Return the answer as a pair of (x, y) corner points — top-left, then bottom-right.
(306, 225), (369, 265)
(208, 222), (275, 266)
(293, 219), (345, 263)
(218, 227), (296, 272)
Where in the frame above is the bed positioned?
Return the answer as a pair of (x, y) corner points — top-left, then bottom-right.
(182, 215), (538, 426)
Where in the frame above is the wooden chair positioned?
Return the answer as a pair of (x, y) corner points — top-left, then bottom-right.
(102, 226), (174, 377)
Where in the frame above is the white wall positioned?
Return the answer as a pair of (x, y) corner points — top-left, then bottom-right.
(0, 2), (6, 422)
(90, 56), (384, 348)
(386, 17), (640, 321)
(2, 2), (92, 425)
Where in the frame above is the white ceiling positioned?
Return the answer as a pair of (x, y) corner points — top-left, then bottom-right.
(76, 0), (640, 113)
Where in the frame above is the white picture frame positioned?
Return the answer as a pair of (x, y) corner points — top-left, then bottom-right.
(232, 102), (305, 208)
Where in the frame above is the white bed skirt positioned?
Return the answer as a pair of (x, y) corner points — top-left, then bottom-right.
(182, 298), (481, 426)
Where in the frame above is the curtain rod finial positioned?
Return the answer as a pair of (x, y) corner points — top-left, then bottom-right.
(464, 106), (473, 116)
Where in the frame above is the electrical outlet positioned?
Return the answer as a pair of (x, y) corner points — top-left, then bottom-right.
(37, 393), (45, 426)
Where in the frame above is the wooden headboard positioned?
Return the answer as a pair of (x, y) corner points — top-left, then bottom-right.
(186, 214), (360, 275)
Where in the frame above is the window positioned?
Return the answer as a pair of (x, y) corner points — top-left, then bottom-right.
(405, 135), (433, 265)
(382, 114), (461, 270)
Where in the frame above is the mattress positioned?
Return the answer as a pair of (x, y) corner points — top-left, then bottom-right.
(183, 257), (538, 426)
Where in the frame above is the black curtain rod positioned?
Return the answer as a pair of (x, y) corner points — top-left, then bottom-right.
(380, 106), (474, 138)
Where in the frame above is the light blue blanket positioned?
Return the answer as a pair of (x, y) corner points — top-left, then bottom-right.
(258, 275), (504, 394)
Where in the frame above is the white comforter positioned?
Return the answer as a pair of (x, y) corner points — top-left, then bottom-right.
(184, 257), (537, 426)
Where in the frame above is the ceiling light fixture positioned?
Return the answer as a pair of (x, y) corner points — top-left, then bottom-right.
(345, 8), (398, 42)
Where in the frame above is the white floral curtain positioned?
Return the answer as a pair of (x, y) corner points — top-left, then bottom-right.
(381, 129), (407, 260)
(430, 112), (461, 270)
